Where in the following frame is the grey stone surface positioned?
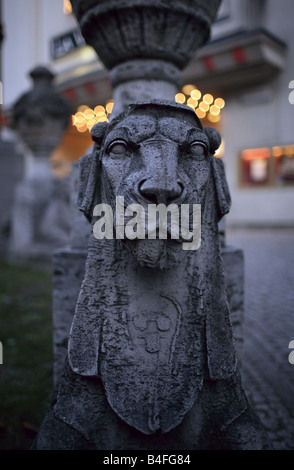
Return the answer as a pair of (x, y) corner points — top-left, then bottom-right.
(52, 242), (245, 386)
(53, 161), (90, 384)
(68, 161), (92, 250)
(53, 248), (87, 384)
(34, 102), (271, 450)
(109, 59), (182, 89)
(111, 77), (179, 119)
(222, 246), (244, 363)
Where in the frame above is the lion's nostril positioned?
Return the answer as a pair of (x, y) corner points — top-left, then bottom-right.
(138, 179), (184, 204)
(142, 192), (158, 204)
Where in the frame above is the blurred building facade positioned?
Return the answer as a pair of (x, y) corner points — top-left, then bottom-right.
(2, 0), (294, 227)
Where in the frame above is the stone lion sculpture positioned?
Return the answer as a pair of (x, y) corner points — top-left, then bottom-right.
(33, 101), (271, 450)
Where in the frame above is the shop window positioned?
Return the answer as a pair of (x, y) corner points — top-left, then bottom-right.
(273, 145), (294, 185)
(240, 145), (294, 187)
(240, 147), (270, 186)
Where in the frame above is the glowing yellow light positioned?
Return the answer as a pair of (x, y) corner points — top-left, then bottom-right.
(84, 108), (95, 119)
(94, 105), (105, 116)
(97, 116), (109, 123)
(214, 97), (225, 109)
(72, 115), (77, 125)
(207, 113), (221, 123)
(209, 105), (220, 116)
(199, 101), (209, 112)
(191, 89), (201, 100)
(196, 108), (206, 119)
(272, 146), (282, 158)
(76, 122), (88, 133)
(106, 101), (114, 114)
(203, 94), (214, 105)
(215, 139), (225, 157)
(88, 117), (98, 125)
(187, 97), (198, 108)
(63, 0), (72, 15)
(182, 84), (196, 96)
(285, 145), (294, 156)
(175, 93), (186, 104)
(77, 105), (89, 112)
(76, 119), (86, 127)
(75, 112), (85, 123)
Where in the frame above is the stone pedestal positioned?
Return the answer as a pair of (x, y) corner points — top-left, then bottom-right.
(53, 248), (87, 383)
(53, 161), (90, 383)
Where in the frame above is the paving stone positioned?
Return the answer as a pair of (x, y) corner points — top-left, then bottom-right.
(227, 227), (294, 450)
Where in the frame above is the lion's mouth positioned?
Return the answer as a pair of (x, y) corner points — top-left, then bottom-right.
(113, 204), (196, 245)
(121, 238), (184, 270)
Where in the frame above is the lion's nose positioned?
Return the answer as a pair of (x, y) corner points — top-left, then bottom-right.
(138, 140), (184, 204)
(139, 179), (184, 204)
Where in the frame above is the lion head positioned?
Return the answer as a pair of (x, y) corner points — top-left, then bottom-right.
(78, 101), (230, 269)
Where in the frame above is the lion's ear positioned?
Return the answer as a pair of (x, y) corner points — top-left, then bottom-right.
(204, 126), (222, 155)
(77, 122), (109, 221)
(211, 157), (231, 221)
(203, 126), (231, 221)
(91, 121), (109, 144)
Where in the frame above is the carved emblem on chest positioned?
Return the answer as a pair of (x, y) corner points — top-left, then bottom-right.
(133, 312), (171, 353)
(127, 295), (182, 366)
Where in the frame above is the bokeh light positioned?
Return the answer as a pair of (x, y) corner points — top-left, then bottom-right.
(174, 84), (225, 123)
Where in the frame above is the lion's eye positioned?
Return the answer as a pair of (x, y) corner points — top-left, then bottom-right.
(107, 139), (130, 157)
(188, 142), (207, 160)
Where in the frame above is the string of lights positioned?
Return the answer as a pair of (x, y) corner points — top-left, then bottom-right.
(72, 85), (225, 133)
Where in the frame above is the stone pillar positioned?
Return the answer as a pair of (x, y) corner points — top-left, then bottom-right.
(9, 66), (71, 261)
(71, 0), (221, 116)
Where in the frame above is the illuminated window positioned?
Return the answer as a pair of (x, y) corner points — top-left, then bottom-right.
(273, 145), (294, 185)
(240, 145), (294, 187)
(240, 148), (270, 186)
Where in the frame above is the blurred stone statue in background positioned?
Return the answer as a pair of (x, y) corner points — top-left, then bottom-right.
(9, 66), (71, 261)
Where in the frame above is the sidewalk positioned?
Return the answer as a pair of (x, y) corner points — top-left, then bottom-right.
(226, 227), (294, 450)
